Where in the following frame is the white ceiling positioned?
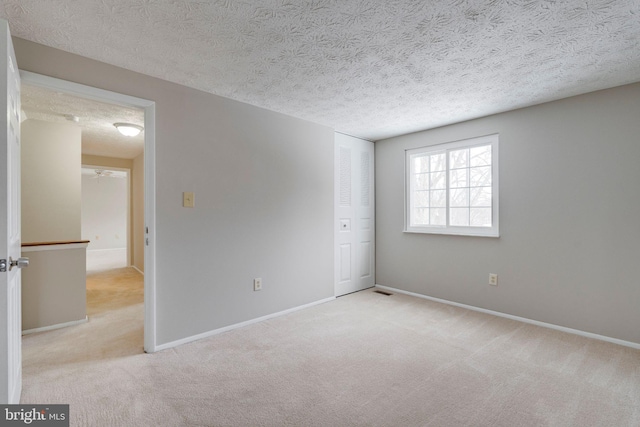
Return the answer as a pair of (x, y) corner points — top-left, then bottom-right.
(4, 1), (640, 141)
(21, 84), (144, 159)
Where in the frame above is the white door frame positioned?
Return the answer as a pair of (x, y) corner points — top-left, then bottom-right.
(20, 71), (158, 353)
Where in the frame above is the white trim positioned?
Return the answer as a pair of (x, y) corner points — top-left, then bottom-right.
(19, 71), (153, 110)
(22, 243), (89, 252)
(375, 285), (640, 350)
(19, 70), (158, 354)
(22, 317), (88, 335)
(155, 297), (336, 352)
(131, 265), (144, 276)
(11, 369), (21, 405)
(143, 103), (156, 352)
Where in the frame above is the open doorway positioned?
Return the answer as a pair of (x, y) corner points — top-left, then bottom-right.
(19, 71), (157, 353)
(79, 165), (145, 337)
(81, 166), (130, 272)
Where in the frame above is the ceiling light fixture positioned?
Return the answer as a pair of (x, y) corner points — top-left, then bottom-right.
(114, 122), (144, 137)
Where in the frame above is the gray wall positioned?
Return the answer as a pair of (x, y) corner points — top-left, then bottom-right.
(14, 38), (335, 345)
(22, 245), (87, 331)
(375, 83), (640, 345)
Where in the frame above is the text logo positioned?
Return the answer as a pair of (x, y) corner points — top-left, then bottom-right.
(1, 405), (69, 426)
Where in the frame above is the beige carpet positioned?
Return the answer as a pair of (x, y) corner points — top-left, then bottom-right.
(22, 267), (144, 371)
(21, 272), (640, 426)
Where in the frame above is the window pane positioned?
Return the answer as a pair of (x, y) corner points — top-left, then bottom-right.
(430, 190), (446, 208)
(414, 190), (429, 208)
(430, 153), (446, 172)
(470, 208), (492, 227)
(430, 171), (446, 189)
(470, 166), (491, 187)
(470, 187), (492, 207)
(412, 208), (429, 225)
(430, 208), (446, 226)
(413, 155), (429, 173)
(406, 135), (497, 236)
(450, 188), (469, 207)
(450, 207), (470, 226)
(470, 145), (491, 167)
(414, 173), (429, 190)
(449, 169), (468, 188)
(449, 148), (469, 169)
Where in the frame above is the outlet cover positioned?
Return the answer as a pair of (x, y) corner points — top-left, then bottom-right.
(489, 273), (498, 286)
(254, 278), (262, 291)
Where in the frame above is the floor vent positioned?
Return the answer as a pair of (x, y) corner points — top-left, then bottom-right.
(374, 290), (393, 296)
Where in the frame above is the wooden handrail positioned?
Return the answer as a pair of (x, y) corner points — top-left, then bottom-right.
(22, 240), (90, 247)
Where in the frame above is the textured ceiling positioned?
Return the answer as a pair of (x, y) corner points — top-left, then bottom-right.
(21, 84), (144, 159)
(3, 1), (640, 141)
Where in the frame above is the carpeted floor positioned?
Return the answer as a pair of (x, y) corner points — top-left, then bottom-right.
(21, 270), (640, 426)
(22, 267), (144, 373)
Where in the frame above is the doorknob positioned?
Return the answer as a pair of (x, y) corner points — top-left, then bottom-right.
(9, 256), (29, 271)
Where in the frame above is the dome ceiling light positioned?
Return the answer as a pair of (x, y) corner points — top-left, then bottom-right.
(113, 122), (144, 137)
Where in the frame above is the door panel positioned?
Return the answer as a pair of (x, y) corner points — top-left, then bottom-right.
(359, 241), (371, 278)
(335, 133), (375, 296)
(1, 19), (22, 404)
(339, 244), (351, 282)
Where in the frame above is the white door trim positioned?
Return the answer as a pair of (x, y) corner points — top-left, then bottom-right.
(20, 71), (158, 353)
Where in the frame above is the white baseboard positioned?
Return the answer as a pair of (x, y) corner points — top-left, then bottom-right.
(131, 265), (144, 276)
(22, 316), (88, 335)
(375, 285), (640, 350)
(86, 247), (128, 272)
(155, 296), (336, 352)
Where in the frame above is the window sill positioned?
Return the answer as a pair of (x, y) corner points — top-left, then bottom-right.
(404, 228), (499, 238)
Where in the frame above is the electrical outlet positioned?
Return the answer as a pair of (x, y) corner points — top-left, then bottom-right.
(489, 273), (498, 286)
(253, 278), (262, 291)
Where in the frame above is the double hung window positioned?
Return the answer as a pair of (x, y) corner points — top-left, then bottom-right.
(405, 134), (499, 237)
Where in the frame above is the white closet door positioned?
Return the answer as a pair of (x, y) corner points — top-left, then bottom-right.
(335, 133), (374, 297)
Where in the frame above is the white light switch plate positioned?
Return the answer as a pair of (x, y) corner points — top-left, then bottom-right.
(183, 192), (195, 208)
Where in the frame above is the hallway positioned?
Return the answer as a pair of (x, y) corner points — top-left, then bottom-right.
(22, 267), (144, 369)
(86, 267), (143, 318)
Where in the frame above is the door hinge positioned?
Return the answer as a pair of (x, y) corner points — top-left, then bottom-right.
(0, 259), (6, 272)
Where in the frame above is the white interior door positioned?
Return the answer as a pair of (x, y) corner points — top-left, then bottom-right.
(0, 19), (23, 404)
(335, 133), (375, 297)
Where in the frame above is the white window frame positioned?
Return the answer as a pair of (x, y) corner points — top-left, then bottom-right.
(405, 134), (499, 237)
